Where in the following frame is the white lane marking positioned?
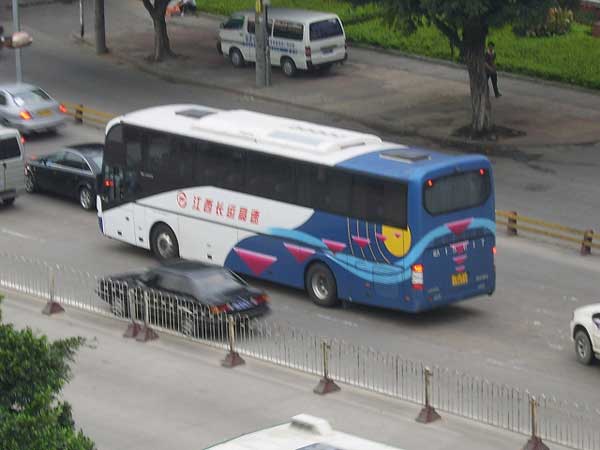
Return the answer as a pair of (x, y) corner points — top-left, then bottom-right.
(1, 227), (46, 243)
(316, 313), (359, 328)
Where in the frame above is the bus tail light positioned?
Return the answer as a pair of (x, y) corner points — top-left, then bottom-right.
(411, 264), (424, 290)
(305, 46), (311, 58)
(492, 246), (497, 256)
(103, 179), (114, 188)
(19, 110), (32, 120)
(480, 168), (486, 176)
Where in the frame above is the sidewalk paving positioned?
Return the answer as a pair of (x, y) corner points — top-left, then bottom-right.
(1, 293), (572, 450)
(96, 1), (600, 153)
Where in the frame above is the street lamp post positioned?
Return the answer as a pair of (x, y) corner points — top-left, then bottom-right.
(12, 0), (22, 83)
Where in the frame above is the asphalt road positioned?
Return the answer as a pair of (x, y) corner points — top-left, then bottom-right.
(1, 0), (599, 413)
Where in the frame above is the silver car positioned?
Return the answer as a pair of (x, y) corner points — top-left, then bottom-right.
(0, 83), (67, 133)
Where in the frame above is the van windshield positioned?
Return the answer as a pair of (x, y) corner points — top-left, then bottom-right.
(309, 18), (343, 41)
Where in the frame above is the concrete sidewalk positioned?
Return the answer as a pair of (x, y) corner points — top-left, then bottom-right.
(1, 293), (571, 450)
(93, 1), (600, 152)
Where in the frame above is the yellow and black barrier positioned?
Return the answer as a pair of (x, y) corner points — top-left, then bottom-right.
(62, 101), (115, 127)
(496, 210), (597, 255)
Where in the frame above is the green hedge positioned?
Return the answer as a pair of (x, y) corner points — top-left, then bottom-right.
(200, 0), (600, 90)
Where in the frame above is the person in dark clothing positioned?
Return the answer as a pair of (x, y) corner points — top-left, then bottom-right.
(485, 42), (501, 98)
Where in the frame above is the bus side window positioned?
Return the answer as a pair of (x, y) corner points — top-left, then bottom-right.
(246, 153), (294, 203)
(311, 167), (351, 216)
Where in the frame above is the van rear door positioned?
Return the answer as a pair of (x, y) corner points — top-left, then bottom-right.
(308, 17), (346, 65)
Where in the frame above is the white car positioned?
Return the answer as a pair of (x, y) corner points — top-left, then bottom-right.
(570, 303), (600, 365)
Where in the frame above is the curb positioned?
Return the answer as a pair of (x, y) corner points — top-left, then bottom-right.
(72, 25), (599, 154)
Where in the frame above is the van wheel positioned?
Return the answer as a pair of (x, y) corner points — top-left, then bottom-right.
(305, 263), (339, 307)
(2, 197), (15, 206)
(281, 57), (297, 77)
(230, 48), (245, 68)
(151, 224), (180, 261)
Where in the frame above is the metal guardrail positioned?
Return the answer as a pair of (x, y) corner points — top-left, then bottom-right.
(1, 252), (599, 449)
(62, 101), (115, 127)
(496, 210), (598, 255)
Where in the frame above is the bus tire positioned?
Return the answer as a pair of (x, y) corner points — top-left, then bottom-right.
(305, 262), (339, 307)
(229, 48), (245, 68)
(281, 57), (297, 77)
(151, 223), (180, 261)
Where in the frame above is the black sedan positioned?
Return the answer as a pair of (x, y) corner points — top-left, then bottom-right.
(97, 260), (270, 335)
(25, 143), (103, 210)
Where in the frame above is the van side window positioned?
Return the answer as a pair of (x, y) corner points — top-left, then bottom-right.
(247, 20), (272, 35)
(223, 16), (244, 30)
(0, 137), (21, 159)
(309, 18), (343, 41)
(273, 21), (303, 41)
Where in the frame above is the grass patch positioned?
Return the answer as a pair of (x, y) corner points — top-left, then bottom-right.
(200, 0), (600, 90)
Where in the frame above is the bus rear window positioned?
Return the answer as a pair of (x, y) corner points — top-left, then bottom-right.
(423, 170), (491, 215)
(309, 19), (343, 41)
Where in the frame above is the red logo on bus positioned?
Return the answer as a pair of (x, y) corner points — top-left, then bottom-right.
(177, 191), (187, 209)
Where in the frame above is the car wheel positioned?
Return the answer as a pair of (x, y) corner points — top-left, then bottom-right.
(25, 172), (36, 193)
(575, 330), (594, 365)
(305, 263), (339, 307)
(79, 186), (94, 210)
(151, 223), (180, 260)
(2, 197), (15, 206)
(281, 57), (297, 77)
(229, 48), (244, 68)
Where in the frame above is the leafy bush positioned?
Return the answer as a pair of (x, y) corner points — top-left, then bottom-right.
(514, 7), (574, 37)
(199, 0), (600, 90)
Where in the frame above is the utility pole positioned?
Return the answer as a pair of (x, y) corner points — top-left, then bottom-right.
(94, 0), (108, 54)
(11, 0), (22, 83)
(254, 0), (271, 88)
(79, 0), (84, 39)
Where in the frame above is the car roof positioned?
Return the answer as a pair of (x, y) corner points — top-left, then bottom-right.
(0, 83), (41, 94)
(153, 260), (223, 278)
(66, 143), (104, 155)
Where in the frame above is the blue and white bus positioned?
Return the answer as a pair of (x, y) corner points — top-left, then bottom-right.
(97, 105), (495, 313)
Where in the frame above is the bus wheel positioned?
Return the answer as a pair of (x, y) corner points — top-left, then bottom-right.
(306, 263), (339, 307)
(151, 224), (180, 261)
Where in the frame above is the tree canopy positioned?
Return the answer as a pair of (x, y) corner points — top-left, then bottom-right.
(357, 0), (556, 134)
(0, 297), (94, 450)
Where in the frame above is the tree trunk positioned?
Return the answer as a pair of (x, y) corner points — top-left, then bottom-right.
(94, 0), (108, 55)
(462, 20), (493, 135)
(143, 0), (174, 62)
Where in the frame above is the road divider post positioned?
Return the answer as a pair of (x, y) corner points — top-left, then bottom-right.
(222, 315), (245, 367)
(416, 366), (441, 424)
(42, 265), (64, 315)
(314, 340), (340, 395)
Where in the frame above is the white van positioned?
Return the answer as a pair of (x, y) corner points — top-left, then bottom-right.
(0, 127), (26, 206)
(217, 8), (347, 77)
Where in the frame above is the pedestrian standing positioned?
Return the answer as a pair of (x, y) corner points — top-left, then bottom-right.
(485, 42), (501, 98)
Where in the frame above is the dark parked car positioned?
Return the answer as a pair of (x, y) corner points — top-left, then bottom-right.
(25, 143), (103, 210)
(97, 260), (270, 334)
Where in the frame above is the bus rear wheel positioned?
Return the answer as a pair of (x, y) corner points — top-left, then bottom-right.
(151, 224), (180, 261)
(305, 263), (339, 307)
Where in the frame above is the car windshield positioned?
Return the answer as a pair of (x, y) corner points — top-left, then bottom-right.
(190, 270), (243, 300)
(12, 88), (52, 106)
(88, 152), (103, 170)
